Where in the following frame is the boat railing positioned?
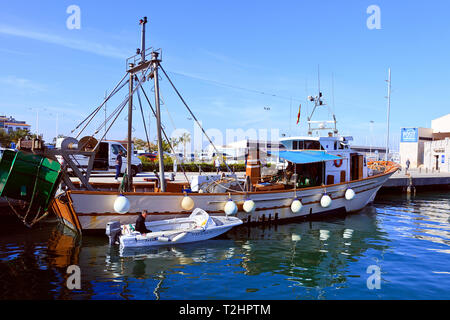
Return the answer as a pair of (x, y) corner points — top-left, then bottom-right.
(125, 47), (161, 69)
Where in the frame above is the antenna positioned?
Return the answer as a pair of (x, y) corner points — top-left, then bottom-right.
(306, 66), (338, 136)
(385, 68), (391, 161)
(139, 17), (148, 63)
(318, 65), (320, 101)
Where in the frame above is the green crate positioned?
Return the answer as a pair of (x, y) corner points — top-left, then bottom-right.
(0, 150), (62, 210)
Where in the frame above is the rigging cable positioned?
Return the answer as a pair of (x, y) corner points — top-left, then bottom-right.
(92, 67), (152, 151)
(72, 73), (129, 138)
(159, 64), (246, 192)
(138, 86), (191, 184)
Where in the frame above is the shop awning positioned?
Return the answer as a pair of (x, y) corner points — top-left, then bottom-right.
(278, 150), (342, 164)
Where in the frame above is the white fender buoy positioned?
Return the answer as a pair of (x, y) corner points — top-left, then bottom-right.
(320, 194), (332, 208)
(243, 199), (256, 213)
(113, 195), (130, 214)
(345, 188), (355, 200)
(171, 232), (188, 242)
(224, 199), (238, 215)
(181, 195), (195, 211)
(291, 199), (303, 213)
(157, 236), (170, 242)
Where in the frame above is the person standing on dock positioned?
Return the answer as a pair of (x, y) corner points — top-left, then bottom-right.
(406, 159), (410, 174)
(215, 157), (221, 174)
(115, 150), (124, 181)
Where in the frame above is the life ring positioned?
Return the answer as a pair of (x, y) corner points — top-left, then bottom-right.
(334, 155), (343, 168)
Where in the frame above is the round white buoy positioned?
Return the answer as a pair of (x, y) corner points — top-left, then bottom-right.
(345, 188), (355, 200)
(243, 199), (256, 213)
(320, 194), (332, 208)
(181, 195), (195, 211)
(224, 199), (238, 215)
(291, 199), (303, 213)
(113, 195), (130, 214)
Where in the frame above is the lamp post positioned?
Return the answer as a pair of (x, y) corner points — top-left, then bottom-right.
(370, 120), (374, 158)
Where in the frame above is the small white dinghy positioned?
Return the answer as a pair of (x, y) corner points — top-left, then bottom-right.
(106, 208), (243, 248)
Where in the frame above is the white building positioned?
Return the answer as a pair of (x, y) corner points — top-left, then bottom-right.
(399, 127), (433, 168)
(424, 113), (450, 172)
(0, 116), (31, 133)
(399, 113), (450, 171)
(424, 138), (450, 172)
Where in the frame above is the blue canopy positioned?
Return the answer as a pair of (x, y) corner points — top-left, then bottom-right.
(278, 150), (342, 164)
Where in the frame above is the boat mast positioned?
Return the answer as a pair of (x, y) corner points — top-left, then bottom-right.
(385, 68), (391, 161)
(126, 17), (148, 191)
(127, 63), (134, 191)
(151, 50), (166, 192)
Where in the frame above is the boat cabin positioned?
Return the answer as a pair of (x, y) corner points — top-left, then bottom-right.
(277, 134), (367, 187)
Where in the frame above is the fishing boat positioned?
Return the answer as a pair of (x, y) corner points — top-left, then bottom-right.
(0, 17), (399, 232)
(106, 208), (243, 248)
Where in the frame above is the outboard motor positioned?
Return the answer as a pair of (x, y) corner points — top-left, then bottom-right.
(106, 221), (122, 245)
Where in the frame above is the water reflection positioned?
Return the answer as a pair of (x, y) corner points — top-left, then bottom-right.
(0, 191), (449, 299)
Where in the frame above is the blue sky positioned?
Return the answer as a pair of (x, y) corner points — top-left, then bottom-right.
(0, 0), (449, 151)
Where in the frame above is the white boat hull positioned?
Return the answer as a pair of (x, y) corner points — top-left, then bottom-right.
(120, 225), (237, 247)
(117, 210), (243, 248)
(55, 172), (394, 231)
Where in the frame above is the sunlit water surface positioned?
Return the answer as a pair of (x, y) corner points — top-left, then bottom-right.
(0, 191), (449, 300)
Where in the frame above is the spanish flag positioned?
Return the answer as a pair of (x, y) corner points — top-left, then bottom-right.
(296, 104), (301, 125)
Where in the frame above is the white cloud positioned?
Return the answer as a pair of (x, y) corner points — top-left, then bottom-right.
(0, 76), (47, 92)
(0, 24), (129, 59)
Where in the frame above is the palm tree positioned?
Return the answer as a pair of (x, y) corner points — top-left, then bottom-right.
(179, 132), (191, 160)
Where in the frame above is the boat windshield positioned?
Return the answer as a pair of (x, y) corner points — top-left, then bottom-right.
(292, 140), (322, 150)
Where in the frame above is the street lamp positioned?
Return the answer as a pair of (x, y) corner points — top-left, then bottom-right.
(369, 120), (374, 158)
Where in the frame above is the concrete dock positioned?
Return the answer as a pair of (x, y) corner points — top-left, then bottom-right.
(381, 168), (450, 191)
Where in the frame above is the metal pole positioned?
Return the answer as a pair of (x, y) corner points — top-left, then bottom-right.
(104, 91), (107, 139)
(140, 17), (147, 62)
(370, 120), (374, 156)
(152, 51), (166, 192)
(385, 68), (391, 161)
(127, 63), (134, 190)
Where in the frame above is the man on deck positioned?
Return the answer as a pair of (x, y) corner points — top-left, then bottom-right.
(135, 210), (152, 235)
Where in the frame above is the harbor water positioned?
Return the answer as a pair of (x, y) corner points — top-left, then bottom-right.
(0, 191), (449, 300)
